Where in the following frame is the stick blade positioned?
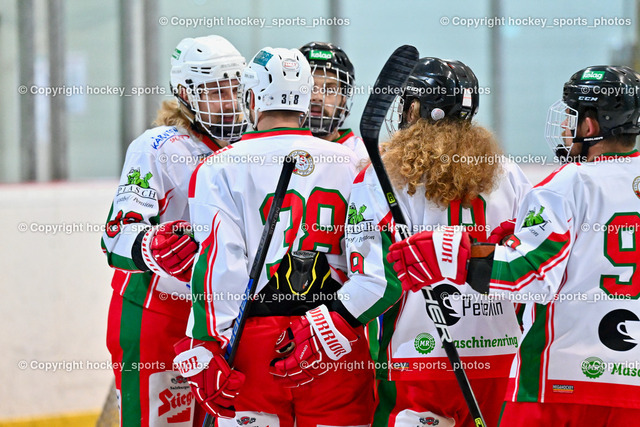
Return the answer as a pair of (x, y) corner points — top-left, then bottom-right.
(360, 45), (419, 144)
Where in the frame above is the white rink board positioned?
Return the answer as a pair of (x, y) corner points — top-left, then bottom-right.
(0, 181), (117, 418)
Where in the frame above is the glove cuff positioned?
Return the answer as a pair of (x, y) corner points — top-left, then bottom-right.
(139, 225), (170, 277)
(432, 226), (466, 281)
(173, 338), (222, 378)
(305, 305), (354, 361)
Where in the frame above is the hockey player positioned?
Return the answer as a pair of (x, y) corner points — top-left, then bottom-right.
(386, 65), (640, 426)
(102, 35), (246, 426)
(299, 41), (368, 160)
(172, 46), (374, 427)
(344, 57), (531, 426)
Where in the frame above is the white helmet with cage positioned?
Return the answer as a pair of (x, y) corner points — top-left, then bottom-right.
(239, 47), (313, 129)
(170, 35), (247, 142)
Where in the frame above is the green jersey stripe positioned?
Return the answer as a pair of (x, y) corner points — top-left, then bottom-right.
(491, 230), (571, 288)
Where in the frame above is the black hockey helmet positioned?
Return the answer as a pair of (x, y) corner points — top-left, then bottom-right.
(546, 65), (640, 161)
(399, 57), (479, 128)
(299, 42), (355, 137)
(564, 65), (640, 138)
(299, 41), (355, 83)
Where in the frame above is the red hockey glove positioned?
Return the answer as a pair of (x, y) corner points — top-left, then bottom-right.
(269, 305), (359, 387)
(488, 218), (516, 244)
(173, 337), (245, 419)
(387, 227), (472, 292)
(141, 220), (198, 282)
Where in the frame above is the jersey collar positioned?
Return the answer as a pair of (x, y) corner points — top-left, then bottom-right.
(593, 149), (639, 162)
(333, 129), (354, 144)
(240, 127), (313, 141)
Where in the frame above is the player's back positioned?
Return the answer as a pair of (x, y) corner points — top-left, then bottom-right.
(221, 129), (358, 272)
(188, 128), (360, 333)
(492, 150), (640, 407)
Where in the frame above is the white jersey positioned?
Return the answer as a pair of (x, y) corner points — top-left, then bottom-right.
(188, 128), (360, 344)
(333, 128), (369, 162)
(342, 160), (531, 381)
(491, 150), (640, 408)
(101, 125), (220, 314)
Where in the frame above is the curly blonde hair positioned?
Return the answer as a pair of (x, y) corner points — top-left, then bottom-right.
(382, 118), (503, 208)
(152, 99), (192, 129)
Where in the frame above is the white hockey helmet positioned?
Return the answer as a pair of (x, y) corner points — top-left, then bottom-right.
(239, 47), (313, 129)
(170, 35), (247, 142)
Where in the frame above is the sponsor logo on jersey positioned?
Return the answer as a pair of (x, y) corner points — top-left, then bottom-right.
(116, 184), (157, 201)
(414, 333), (436, 355)
(151, 127), (180, 149)
(149, 372), (193, 425)
(581, 70), (605, 80)
(237, 416), (257, 425)
(581, 356), (606, 379)
(171, 375), (188, 384)
(552, 384), (574, 394)
(611, 362), (640, 377)
(447, 334), (519, 350)
(633, 176), (640, 199)
(127, 167), (153, 188)
(289, 150), (315, 176)
(308, 49), (333, 61)
(347, 203), (368, 225)
(429, 284), (504, 327)
(419, 417), (440, 426)
(523, 205), (547, 227)
(117, 168), (157, 202)
(598, 309), (640, 351)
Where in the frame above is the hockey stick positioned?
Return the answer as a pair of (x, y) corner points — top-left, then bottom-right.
(360, 45), (487, 427)
(203, 155), (296, 427)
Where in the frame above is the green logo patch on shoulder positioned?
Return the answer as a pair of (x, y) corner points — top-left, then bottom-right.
(523, 206), (547, 228)
(581, 70), (605, 81)
(309, 49), (333, 61)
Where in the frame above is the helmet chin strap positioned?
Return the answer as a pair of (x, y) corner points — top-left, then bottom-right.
(572, 127), (620, 161)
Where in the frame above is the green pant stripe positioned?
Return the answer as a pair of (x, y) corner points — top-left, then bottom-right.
(119, 297), (144, 426)
(516, 303), (549, 401)
(373, 379), (397, 427)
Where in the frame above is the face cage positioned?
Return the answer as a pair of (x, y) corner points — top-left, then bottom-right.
(384, 95), (404, 136)
(188, 76), (247, 143)
(545, 99), (578, 160)
(303, 65), (354, 137)
(237, 83), (257, 131)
